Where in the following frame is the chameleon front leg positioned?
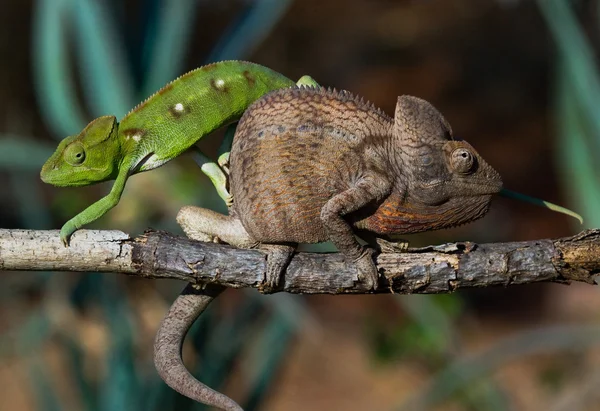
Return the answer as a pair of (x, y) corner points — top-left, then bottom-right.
(59, 168), (129, 246)
(320, 174), (392, 290)
(190, 146), (233, 207)
(190, 123), (237, 207)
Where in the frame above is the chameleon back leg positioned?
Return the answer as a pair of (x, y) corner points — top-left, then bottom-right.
(176, 206), (296, 292)
(177, 206), (255, 247)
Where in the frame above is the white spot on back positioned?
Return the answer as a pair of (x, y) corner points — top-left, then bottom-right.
(132, 134), (142, 142)
(174, 103), (185, 113)
(215, 79), (225, 89)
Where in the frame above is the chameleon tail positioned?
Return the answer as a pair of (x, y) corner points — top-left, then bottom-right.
(154, 283), (243, 411)
(499, 188), (583, 224)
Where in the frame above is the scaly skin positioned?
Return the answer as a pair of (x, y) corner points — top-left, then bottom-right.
(40, 61), (318, 245)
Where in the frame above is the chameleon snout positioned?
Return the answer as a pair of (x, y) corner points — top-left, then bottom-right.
(40, 159), (61, 185)
(39, 162), (54, 184)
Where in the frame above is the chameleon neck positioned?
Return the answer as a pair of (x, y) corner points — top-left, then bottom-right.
(117, 61), (296, 172)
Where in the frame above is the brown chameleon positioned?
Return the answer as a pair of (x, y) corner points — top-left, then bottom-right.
(178, 87), (503, 291)
(155, 87), (503, 410)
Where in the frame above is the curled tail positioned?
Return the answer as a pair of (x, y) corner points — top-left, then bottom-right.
(154, 283), (243, 411)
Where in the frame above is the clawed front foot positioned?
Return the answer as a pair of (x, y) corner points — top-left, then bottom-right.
(354, 248), (379, 290)
(59, 222), (77, 247)
(217, 152), (230, 175)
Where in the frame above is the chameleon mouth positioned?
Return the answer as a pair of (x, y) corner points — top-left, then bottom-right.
(453, 175), (503, 196)
(473, 179), (503, 195)
(40, 163), (89, 187)
(421, 178), (503, 196)
(40, 162), (58, 184)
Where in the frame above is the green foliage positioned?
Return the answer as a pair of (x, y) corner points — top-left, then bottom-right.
(538, 0), (600, 227)
(368, 294), (464, 366)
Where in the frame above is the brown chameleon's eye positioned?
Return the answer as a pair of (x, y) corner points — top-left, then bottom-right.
(419, 153), (433, 167)
(65, 143), (86, 166)
(450, 148), (475, 174)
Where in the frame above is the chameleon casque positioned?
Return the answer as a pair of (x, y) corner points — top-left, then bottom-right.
(40, 61), (318, 245)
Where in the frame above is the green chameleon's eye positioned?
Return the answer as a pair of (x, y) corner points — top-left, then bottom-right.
(65, 143), (86, 166)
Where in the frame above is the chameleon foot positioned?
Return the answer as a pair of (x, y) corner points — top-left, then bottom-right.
(375, 237), (409, 253)
(296, 75), (319, 87)
(216, 152), (233, 207)
(259, 244), (296, 293)
(191, 147), (232, 207)
(176, 206), (255, 248)
(59, 228), (71, 247)
(353, 248), (379, 291)
(225, 194), (234, 208)
(217, 152), (230, 175)
(59, 221), (79, 246)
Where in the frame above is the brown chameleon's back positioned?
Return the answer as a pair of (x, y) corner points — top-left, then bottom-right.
(230, 87), (393, 243)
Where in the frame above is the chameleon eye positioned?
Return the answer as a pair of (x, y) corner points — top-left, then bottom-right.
(65, 143), (86, 166)
(450, 148), (475, 174)
(420, 153), (433, 166)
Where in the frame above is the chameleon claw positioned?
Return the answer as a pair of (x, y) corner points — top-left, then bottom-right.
(195, 154), (232, 207)
(296, 75), (319, 88)
(375, 237), (409, 253)
(59, 228), (72, 247)
(217, 152), (230, 172)
(354, 248), (379, 291)
(260, 244), (295, 294)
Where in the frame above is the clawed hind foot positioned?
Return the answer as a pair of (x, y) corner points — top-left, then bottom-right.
(258, 244), (296, 294)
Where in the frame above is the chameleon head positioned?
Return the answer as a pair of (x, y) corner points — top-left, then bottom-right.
(386, 96), (503, 231)
(40, 116), (122, 187)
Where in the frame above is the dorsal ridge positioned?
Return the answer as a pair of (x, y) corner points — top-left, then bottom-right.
(253, 85), (393, 123)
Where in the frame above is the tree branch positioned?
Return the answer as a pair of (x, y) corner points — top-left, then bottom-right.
(1, 228), (598, 294)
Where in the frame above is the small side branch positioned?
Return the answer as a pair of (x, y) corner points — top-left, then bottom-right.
(0, 228), (598, 294)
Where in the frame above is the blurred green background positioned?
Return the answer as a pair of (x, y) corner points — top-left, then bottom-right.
(1, 0), (600, 410)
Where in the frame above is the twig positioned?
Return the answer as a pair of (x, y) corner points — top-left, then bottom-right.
(1, 228), (598, 293)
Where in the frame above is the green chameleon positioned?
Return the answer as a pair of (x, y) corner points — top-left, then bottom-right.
(40, 60), (318, 245)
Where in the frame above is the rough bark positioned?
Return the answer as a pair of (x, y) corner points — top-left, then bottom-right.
(1, 228), (598, 293)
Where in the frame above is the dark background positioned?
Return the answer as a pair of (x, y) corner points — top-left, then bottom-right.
(1, 1), (599, 410)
